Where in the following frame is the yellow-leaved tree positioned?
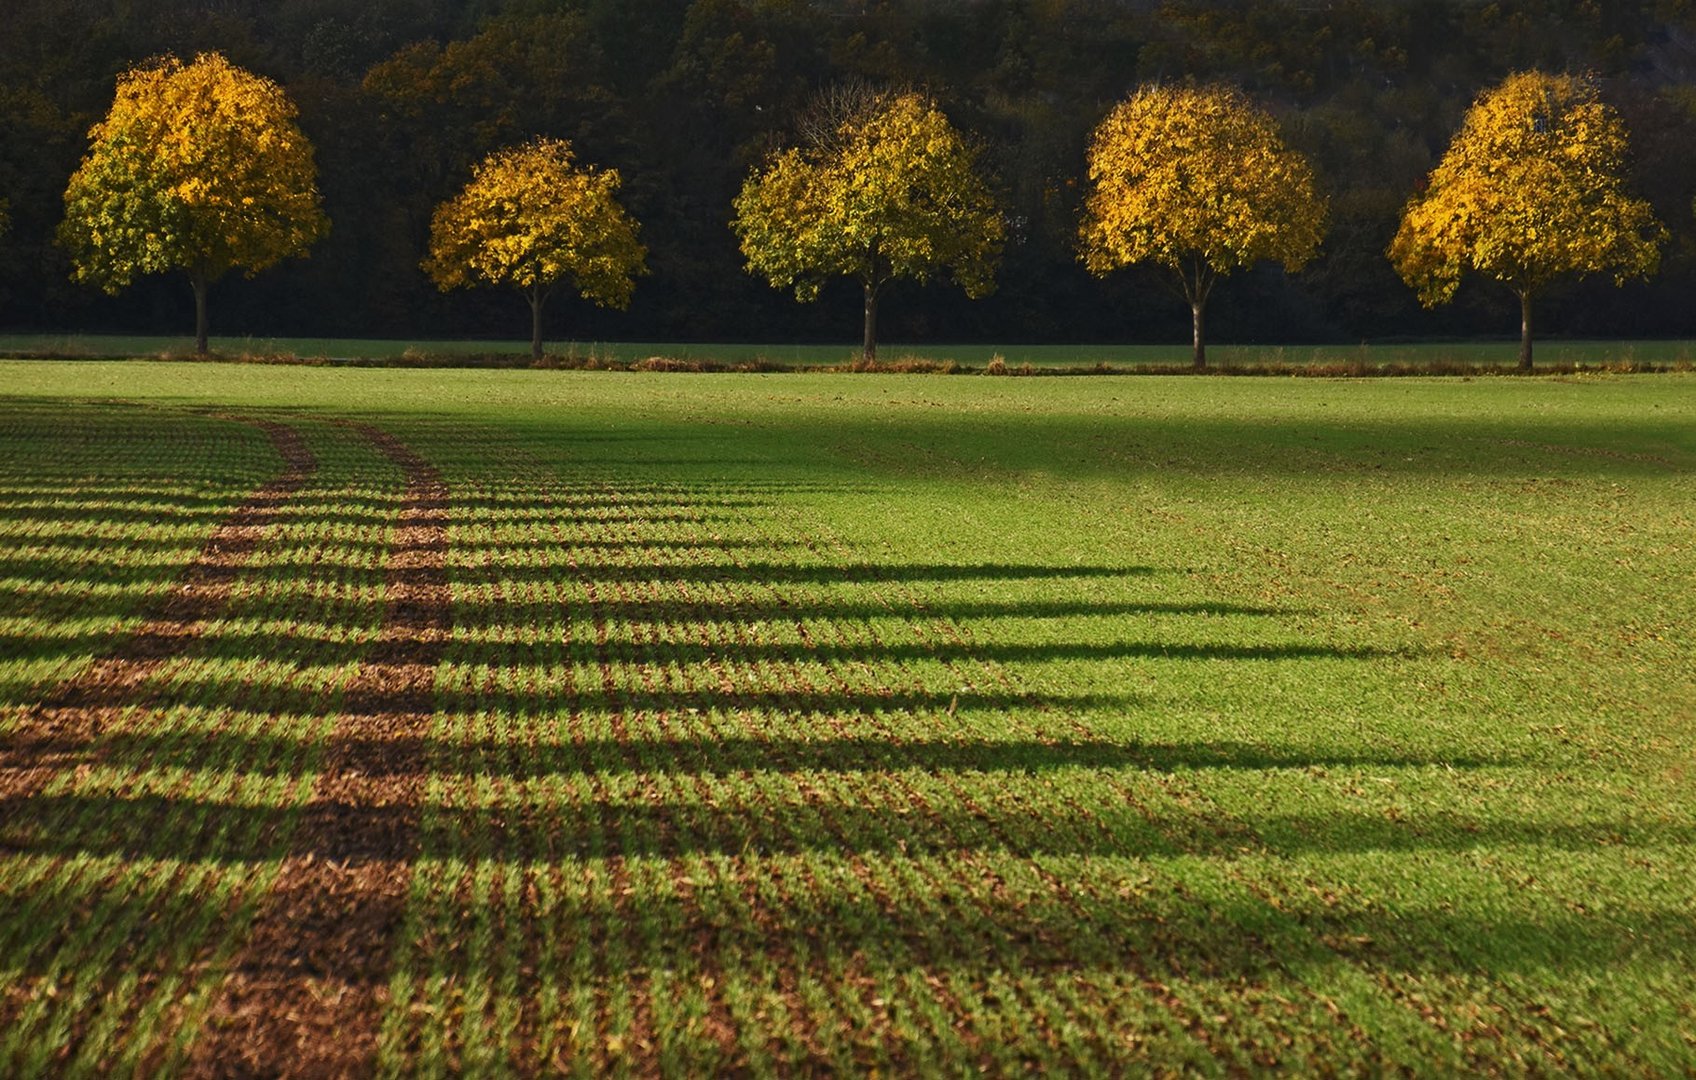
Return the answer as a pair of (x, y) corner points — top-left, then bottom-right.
(424, 138), (646, 360)
(733, 90), (1003, 364)
(1390, 71), (1663, 370)
(58, 53), (328, 355)
(1079, 84), (1326, 369)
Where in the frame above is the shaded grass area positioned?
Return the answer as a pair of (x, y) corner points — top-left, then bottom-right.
(3, 334), (1696, 372)
(1, 369), (1693, 1073)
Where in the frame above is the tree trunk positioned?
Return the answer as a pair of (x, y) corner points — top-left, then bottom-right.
(1191, 299), (1207, 370)
(1518, 291), (1534, 372)
(191, 275), (209, 357)
(862, 284), (878, 365)
(529, 290), (545, 361)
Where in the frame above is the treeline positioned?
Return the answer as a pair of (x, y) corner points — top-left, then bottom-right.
(5, 0), (1696, 346)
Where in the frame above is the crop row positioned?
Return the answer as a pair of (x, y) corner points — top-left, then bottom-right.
(1, 405), (1691, 1074)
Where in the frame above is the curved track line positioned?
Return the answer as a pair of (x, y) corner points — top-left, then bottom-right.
(0, 418), (317, 805)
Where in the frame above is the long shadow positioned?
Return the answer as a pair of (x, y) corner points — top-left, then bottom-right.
(437, 508), (750, 527)
(446, 494), (789, 513)
(0, 559), (235, 589)
(449, 596), (1302, 627)
(446, 537), (805, 554)
(3, 838), (1684, 991)
(448, 560), (1153, 587)
(2, 599), (1300, 666)
(37, 732), (1517, 780)
(0, 498), (409, 532)
(446, 479), (876, 500)
(0, 627), (1378, 670)
(9, 682), (1142, 727)
(0, 505), (258, 528)
(0, 594), (1294, 644)
(449, 637), (1410, 667)
(726, 414), (1695, 478)
(1, 558), (1155, 599)
(0, 531), (385, 557)
(6, 792), (1688, 867)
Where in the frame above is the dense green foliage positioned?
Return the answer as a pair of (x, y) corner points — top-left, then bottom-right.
(1, 365), (1693, 1070)
(5, 2), (1696, 346)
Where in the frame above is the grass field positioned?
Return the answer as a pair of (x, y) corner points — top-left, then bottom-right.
(2, 361), (1693, 1074)
(4, 333), (1696, 369)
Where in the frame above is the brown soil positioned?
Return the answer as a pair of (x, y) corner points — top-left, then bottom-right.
(184, 425), (450, 1079)
(0, 419), (317, 804)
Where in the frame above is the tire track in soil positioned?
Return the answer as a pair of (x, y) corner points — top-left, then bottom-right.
(184, 424), (450, 1079)
(0, 419), (317, 804)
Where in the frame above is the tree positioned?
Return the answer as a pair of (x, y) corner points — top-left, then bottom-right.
(1389, 72), (1663, 370)
(424, 138), (645, 360)
(58, 53), (328, 355)
(733, 90), (1003, 363)
(1079, 84), (1327, 369)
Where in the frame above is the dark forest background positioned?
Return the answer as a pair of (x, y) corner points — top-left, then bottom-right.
(5, 0), (1696, 347)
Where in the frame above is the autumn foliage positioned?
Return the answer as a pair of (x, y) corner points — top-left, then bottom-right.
(1390, 71), (1663, 369)
(57, 53), (328, 354)
(733, 91), (1003, 363)
(1079, 84), (1326, 368)
(424, 138), (646, 360)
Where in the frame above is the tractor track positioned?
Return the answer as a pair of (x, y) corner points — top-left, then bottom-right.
(184, 424), (450, 1078)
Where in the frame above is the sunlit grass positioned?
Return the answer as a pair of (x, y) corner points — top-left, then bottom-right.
(1, 364), (1692, 1072)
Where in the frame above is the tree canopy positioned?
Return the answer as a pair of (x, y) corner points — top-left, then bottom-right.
(1389, 71), (1663, 368)
(6, 3), (1696, 348)
(57, 52), (328, 354)
(1079, 83), (1326, 367)
(733, 90), (1003, 362)
(424, 137), (646, 359)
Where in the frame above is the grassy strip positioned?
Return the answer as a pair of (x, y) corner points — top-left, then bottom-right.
(6, 332), (1696, 378)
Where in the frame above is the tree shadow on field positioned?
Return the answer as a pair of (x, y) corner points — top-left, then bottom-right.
(35, 730), (1516, 782)
(7, 782), (1693, 1004)
(9, 788), (1685, 867)
(17, 408), (1676, 1051)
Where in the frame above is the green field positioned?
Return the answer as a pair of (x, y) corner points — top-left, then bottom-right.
(2, 361), (1693, 1074)
(5, 334), (1696, 369)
